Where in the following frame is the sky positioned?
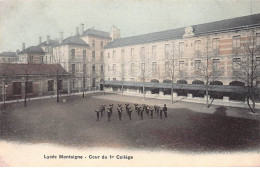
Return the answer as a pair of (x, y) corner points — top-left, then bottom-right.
(0, 0), (260, 52)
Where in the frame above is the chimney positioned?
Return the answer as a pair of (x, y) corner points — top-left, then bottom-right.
(46, 35), (50, 45)
(75, 27), (79, 35)
(59, 32), (64, 44)
(22, 43), (25, 50)
(39, 36), (42, 45)
(110, 25), (120, 41)
(80, 23), (84, 35)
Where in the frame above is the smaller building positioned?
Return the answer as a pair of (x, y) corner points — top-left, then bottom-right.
(0, 63), (70, 101)
(0, 51), (19, 63)
(18, 46), (45, 64)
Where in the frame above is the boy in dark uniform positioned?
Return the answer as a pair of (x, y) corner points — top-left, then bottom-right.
(140, 108), (144, 120)
(107, 105), (113, 121)
(137, 107), (141, 116)
(159, 108), (163, 119)
(134, 104), (138, 112)
(117, 106), (123, 120)
(163, 104), (168, 118)
(95, 109), (100, 121)
(127, 108), (133, 120)
(150, 108), (154, 119)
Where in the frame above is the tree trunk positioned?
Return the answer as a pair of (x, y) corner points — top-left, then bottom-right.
(121, 82), (124, 97)
(56, 76), (59, 103)
(24, 80), (27, 107)
(171, 82), (173, 104)
(206, 82), (209, 108)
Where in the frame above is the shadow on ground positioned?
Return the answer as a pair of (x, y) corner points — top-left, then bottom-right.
(0, 94), (259, 153)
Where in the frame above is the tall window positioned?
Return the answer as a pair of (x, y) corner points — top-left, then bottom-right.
(233, 58), (241, 70)
(141, 47), (145, 59)
(92, 51), (95, 61)
(152, 45), (156, 58)
(112, 64), (116, 72)
(72, 64), (76, 76)
(25, 81), (33, 94)
(40, 56), (44, 63)
(165, 61), (170, 73)
(121, 49), (124, 60)
(83, 50), (86, 60)
(212, 38), (219, 50)
(131, 48), (134, 61)
(113, 50), (116, 58)
(141, 63), (145, 72)
(256, 33), (260, 46)
(92, 39), (95, 47)
(232, 36), (241, 48)
(101, 41), (103, 47)
(29, 56), (34, 62)
(92, 65), (96, 72)
(179, 61), (184, 71)
(165, 44), (170, 56)
(131, 63), (135, 75)
(152, 62), (157, 74)
(48, 80), (54, 91)
(13, 82), (22, 95)
(194, 60), (201, 71)
(108, 52), (110, 59)
(71, 49), (75, 57)
(195, 40), (201, 51)
(101, 65), (104, 72)
(213, 59), (220, 70)
(179, 42), (184, 56)
(100, 52), (104, 61)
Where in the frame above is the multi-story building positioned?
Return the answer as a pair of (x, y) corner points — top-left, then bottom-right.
(104, 13), (260, 101)
(53, 24), (111, 92)
(19, 44), (46, 64)
(0, 51), (19, 63)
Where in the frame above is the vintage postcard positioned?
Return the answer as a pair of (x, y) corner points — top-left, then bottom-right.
(0, 0), (260, 167)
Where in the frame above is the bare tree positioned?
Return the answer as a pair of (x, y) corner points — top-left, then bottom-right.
(194, 36), (224, 108)
(233, 29), (260, 112)
(138, 47), (153, 99)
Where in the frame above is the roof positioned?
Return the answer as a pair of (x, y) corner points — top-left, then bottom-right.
(38, 40), (59, 46)
(82, 28), (110, 38)
(62, 35), (89, 46)
(0, 63), (69, 76)
(105, 13), (260, 49)
(19, 46), (45, 54)
(0, 51), (17, 57)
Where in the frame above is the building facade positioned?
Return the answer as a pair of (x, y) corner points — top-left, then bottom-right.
(104, 13), (260, 100)
(0, 63), (70, 101)
(0, 51), (19, 63)
(53, 25), (111, 92)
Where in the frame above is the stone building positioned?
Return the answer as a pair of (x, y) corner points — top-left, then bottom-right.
(18, 44), (46, 64)
(0, 51), (19, 63)
(53, 25), (111, 92)
(0, 63), (70, 101)
(104, 13), (260, 100)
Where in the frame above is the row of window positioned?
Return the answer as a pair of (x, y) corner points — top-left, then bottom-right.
(71, 49), (104, 61)
(107, 33), (260, 59)
(107, 57), (260, 74)
(71, 64), (104, 75)
(12, 80), (63, 95)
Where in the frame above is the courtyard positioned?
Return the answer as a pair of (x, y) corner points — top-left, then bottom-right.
(0, 92), (259, 153)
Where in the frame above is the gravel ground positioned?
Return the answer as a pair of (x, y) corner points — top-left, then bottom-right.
(0, 93), (259, 153)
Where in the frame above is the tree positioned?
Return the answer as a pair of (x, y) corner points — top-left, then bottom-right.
(193, 36), (224, 108)
(233, 29), (260, 112)
(138, 47), (153, 99)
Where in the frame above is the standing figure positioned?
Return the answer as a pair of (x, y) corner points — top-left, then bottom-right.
(117, 106), (123, 120)
(100, 106), (103, 117)
(150, 108), (154, 119)
(127, 108), (133, 120)
(140, 108), (144, 120)
(107, 105), (113, 121)
(154, 105), (157, 113)
(146, 105), (150, 115)
(163, 104), (168, 118)
(137, 107), (141, 116)
(134, 104), (138, 112)
(95, 109), (100, 121)
(157, 105), (160, 116)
